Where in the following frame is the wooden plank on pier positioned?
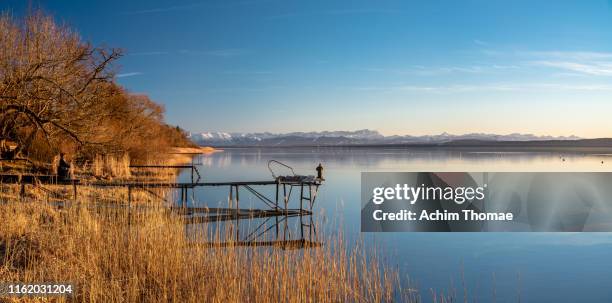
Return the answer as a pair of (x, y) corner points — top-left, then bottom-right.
(192, 239), (322, 249)
(0, 174), (78, 185)
(88, 180), (320, 188)
(1, 175), (322, 188)
(129, 165), (195, 169)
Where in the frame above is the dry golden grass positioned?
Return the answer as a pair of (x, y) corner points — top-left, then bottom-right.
(72, 154), (180, 183)
(0, 153), (408, 302)
(0, 193), (401, 302)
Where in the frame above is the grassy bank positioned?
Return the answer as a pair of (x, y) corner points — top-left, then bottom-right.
(0, 202), (402, 302)
(0, 154), (406, 302)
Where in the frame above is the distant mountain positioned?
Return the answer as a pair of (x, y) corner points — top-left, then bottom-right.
(188, 129), (582, 147)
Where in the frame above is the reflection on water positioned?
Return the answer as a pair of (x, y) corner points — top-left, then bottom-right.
(178, 147), (612, 302)
(185, 212), (320, 250)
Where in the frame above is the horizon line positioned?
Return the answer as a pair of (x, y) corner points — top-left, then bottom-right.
(187, 129), (591, 139)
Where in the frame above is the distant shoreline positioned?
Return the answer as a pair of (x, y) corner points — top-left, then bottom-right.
(168, 146), (221, 165)
(171, 146), (221, 154)
(202, 139), (612, 153)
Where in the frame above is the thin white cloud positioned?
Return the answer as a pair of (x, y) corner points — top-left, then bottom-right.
(506, 50), (612, 76)
(117, 72), (143, 78)
(411, 65), (519, 75)
(178, 49), (249, 57)
(352, 83), (612, 93)
(522, 51), (612, 60)
(359, 64), (519, 76)
(532, 60), (612, 76)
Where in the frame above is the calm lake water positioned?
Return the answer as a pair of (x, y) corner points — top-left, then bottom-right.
(178, 147), (612, 302)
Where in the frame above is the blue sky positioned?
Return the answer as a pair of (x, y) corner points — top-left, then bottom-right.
(4, 0), (612, 137)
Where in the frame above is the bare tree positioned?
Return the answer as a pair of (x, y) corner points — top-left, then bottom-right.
(0, 10), (194, 164)
(0, 11), (121, 158)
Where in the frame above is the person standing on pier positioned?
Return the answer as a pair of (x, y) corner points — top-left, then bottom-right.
(57, 153), (71, 180)
(316, 163), (324, 180)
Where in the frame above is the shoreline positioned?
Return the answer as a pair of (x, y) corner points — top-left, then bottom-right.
(170, 146), (221, 154)
(198, 145), (612, 154)
(166, 146), (221, 166)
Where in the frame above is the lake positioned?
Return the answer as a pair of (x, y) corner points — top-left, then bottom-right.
(178, 147), (612, 302)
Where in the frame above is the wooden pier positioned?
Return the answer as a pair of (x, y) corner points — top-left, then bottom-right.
(92, 176), (323, 218)
(1, 160), (324, 248)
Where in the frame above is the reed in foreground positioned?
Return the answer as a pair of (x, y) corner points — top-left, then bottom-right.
(0, 188), (404, 302)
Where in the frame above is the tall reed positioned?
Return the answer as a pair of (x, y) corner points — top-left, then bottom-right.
(0, 185), (403, 302)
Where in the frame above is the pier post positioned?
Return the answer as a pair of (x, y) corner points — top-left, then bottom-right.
(228, 185), (234, 242)
(181, 187), (187, 208)
(311, 184), (319, 209)
(235, 185), (240, 211)
(191, 186), (195, 206)
(229, 185), (233, 208)
(283, 184), (288, 212)
(72, 181), (77, 200)
(275, 183), (279, 237)
(300, 184), (304, 211)
(19, 181), (25, 200)
(300, 213), (304, 240)
(127, 185), (132, 225)
(275, 183), (279, 209)
(235, 185), (240, 241)
(299, 184), (305, 241)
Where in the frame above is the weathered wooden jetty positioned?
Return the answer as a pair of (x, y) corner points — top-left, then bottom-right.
(1, 159), (324, 248)
(2, 160), (322, 206)
(1, 174), (323, 214)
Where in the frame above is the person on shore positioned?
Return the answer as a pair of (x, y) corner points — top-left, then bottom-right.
(57, 153), (71, 180)
(0, 139), (14, 159)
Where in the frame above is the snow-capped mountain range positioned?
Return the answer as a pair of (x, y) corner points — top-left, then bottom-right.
(188, 129), (581, 147)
